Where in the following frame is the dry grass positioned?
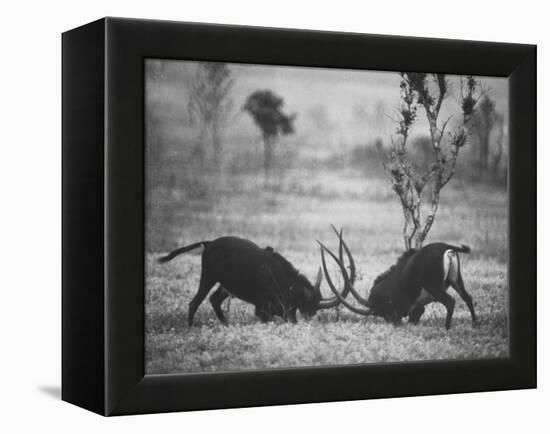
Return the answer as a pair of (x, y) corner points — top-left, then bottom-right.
(145, 167), (508, 374)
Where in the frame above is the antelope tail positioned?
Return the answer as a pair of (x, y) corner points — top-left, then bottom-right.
(157, 241), (210, 263)
(449, 244), (471, 254)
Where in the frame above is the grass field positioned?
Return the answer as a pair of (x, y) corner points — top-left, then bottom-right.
(145, 167), (508, 374)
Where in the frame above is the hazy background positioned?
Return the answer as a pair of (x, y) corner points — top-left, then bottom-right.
(146, 60), (507, 166)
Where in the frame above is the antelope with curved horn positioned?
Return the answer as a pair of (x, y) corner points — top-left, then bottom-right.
(158, 234), (352, 325)
(318, 231), (477, 330)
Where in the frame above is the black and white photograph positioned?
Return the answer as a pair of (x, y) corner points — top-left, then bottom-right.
(145, 60), (509, 374)
(1, 0), (543, 430)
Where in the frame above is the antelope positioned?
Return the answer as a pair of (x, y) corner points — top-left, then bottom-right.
(318, 229), (477, 329)
(158, 234), (351, 325)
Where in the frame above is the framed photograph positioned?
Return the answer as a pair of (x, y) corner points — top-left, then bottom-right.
(62, 17), (536, 416)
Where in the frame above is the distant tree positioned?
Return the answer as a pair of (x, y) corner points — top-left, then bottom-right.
(386, 74), (484, 250)
(145, 60), (167, 181)
(471, 96), (498, 178)
(243, 90), (296, 178)
(188, 62), (234, 166)
(491, 112), (506, 182)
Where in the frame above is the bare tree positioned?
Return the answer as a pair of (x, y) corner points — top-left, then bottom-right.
(188, 62), (234, 167)
(491, 112), (506, 182)
(386, 73), (483, 250)
(470, 95), (506, 183)
(243, 90), (296, 179)
(472, 96), (497, 178)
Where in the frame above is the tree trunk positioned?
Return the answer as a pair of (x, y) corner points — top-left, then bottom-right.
(211, 124), (222, 169)
(478, 127), (490, 179)
(491, 116), (505, 181)
(263, 136), (275, 182)
(192, 128), (206, 168)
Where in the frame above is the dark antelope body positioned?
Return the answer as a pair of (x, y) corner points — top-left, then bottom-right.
(320, 232), (477, 330)
(158, 236), (346, 326)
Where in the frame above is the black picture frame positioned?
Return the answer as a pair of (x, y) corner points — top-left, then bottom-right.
(62, 17), (536, 416)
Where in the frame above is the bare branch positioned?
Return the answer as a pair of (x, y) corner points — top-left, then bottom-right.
(439, 114), (454, 140)
(434, 74), (448, 116)
(386, 73), (484, 248)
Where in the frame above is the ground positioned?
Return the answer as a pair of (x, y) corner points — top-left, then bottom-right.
(145, 167), (508, 374)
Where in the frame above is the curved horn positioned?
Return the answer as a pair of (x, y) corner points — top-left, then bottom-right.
(331, 225), (344, 266)
(314, 266), (322, 293)
(336, 236), (369, 306)
(320, 226), (370, 308)
(319, 246), (373, 316)
(330, 225), (357, 292)
(316, 227), (355, 309)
